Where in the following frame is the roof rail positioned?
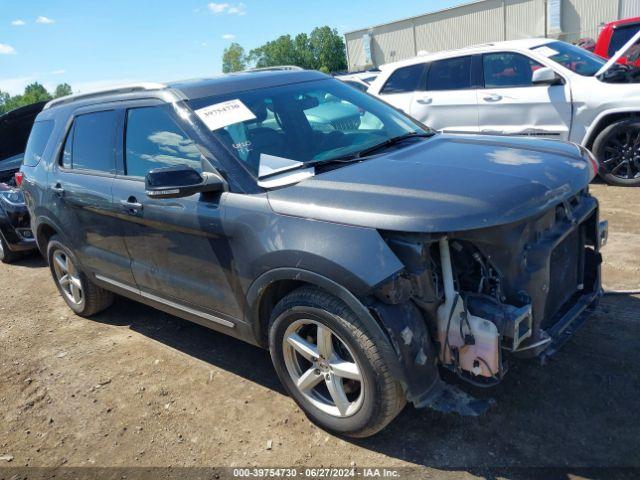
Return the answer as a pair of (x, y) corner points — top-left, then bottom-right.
(43, 82), (167, 110)
(244, 65), (303, 72)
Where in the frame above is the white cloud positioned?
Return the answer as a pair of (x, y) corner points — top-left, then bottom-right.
(208, 3), (229, 13)
(11, 19), (26, 26)
(36, 16), (55, 24)
(0, 44), (17, 55)
(207, 2), (245, 15)
(51, 69), (66, 75)
(226, 3), (246, 15)
(221, 33), (235, 40)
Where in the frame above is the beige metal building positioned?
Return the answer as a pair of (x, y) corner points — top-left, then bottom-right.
(344, 0), (640, 71)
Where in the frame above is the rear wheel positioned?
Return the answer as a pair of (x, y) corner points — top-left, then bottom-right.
(0, 235), (21, 264)
(47, 235), (114, 316)
(268, 287), (405, 437)
(593, 119), (640, 186)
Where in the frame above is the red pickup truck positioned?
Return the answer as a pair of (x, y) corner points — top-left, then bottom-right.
(593, 17), (640, 66)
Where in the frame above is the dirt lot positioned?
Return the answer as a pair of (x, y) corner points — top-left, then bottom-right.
(1, 183), (639, 479)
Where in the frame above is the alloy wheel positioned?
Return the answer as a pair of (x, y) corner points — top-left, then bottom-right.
(602, 126), (640, 180)
(282, 319), (364, 418)
(52, 250), (84, 307)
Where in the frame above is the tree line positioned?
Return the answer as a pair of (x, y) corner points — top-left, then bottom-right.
(0, 82), (72, 115)
(223, 26), (347, 74)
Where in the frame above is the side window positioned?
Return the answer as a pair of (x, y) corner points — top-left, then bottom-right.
(381, 63), (425, 94)
(125, 106), (201, 178)
(483, 52), (545, 88)
(23, 120), (54, 167)
(426, 56), (472, 91)
(64, 110), (117, 173)
(608, 25), (640, 57)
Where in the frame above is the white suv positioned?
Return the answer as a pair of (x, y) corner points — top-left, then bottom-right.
(369, 36), (640, 186)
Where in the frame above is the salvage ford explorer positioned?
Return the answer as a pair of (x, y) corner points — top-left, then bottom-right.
(20, 70), (608, 437)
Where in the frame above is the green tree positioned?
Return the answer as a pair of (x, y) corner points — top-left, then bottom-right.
(222, 42), (247, 73)
(54, 83), (73, 98)
(246, 26), (347, 73)
(22, 82), (52, 104)
(0, 90), (10, 114)
(0, 82), (61, 115)
(309, 26), (347, 72)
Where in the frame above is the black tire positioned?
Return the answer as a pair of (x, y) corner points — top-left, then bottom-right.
(0, 234), (21, 264)
(47, 235), (114, 317)
(593, 118), (640, 187)
(268, 286), (405, 438)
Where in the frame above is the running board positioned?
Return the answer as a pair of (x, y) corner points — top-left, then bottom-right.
(94, 274), (235, 328)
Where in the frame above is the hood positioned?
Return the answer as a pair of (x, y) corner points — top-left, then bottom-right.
(267, 134), (591, 233)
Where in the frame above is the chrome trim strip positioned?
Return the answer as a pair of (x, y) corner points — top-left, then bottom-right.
(94, 274), (235, 328)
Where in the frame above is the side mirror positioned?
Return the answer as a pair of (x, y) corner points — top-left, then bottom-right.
(532, 67), (563, 86)
(145, 165), (226, 199)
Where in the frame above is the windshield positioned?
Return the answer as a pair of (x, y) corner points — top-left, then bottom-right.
(532, 41), (606, 76)
(187, 78), (427, 178)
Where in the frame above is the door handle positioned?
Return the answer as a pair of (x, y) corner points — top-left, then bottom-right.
(52, 183), (65, 197)
(416, 96), (433, 105)
(120, 197), (143, 215)
(483, 94), (503, 102)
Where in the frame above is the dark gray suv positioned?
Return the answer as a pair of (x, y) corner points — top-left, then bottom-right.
(21, 70), (606, 437)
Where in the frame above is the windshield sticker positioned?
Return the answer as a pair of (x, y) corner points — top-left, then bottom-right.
(195, 99), (256, 131)
(534, 46), (559, 58)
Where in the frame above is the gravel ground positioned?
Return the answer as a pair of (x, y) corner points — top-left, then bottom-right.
(0, 183), (639, 479)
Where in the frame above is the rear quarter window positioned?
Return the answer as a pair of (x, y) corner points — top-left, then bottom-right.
(381, 63), (426, 94)
(23, 120), (54, 167)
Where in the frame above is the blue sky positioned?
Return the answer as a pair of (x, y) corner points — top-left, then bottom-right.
(0, 0), (460, 95)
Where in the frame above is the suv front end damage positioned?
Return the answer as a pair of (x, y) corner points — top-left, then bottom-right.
(375, 187), (605, 393)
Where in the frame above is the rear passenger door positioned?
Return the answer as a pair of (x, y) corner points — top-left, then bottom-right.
(376, 63), (426, 114)
(52, 108), (135, 285)
(477, 52), (572, 139)
(409, 55), (479, 133)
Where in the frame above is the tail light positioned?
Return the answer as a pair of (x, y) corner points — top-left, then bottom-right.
(14, 172), (23, 187)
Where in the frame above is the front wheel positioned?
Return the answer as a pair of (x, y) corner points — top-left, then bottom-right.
(268, 287), (405, 438)
(593, 119), (640, 186)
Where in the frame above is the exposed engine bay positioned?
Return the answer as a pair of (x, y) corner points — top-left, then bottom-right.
(374, 188), (607, 390)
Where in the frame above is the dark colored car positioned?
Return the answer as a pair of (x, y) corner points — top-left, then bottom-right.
(21, 71), (607, 437)
(0, 101), (45, 262)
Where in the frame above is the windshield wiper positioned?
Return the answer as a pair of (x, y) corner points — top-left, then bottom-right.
(354, 131), (434, 158)
(308, 131), (435, 168)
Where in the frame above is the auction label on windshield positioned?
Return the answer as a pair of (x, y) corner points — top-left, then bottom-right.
(195, 99), (256, 131)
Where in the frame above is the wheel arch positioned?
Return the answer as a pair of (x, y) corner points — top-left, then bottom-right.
(247, 267), (380, 348)
(584, 110), (640, 150)
(35, 217), (62, 256)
